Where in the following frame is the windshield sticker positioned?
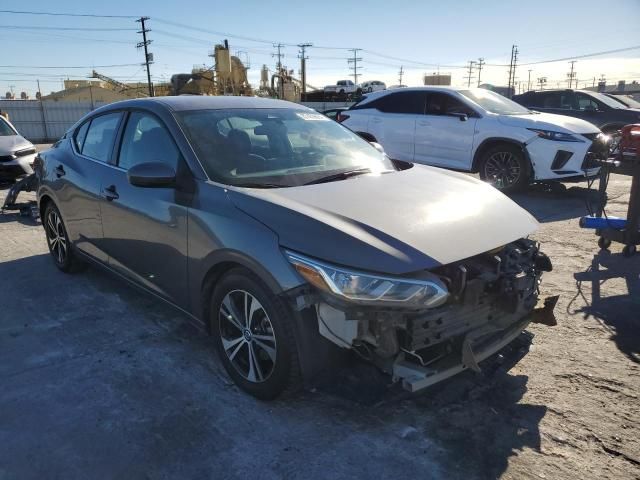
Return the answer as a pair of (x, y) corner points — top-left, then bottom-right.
(296, 112), (330, 121)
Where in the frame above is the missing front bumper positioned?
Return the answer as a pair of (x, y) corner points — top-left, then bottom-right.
(392, 296), (557, 392)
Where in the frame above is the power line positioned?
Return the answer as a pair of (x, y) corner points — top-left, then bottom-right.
(0, 63), (141, 69)
(519, 45), (640, 65)
(0, 25), (136, 31)
(0, 9), (137, 18)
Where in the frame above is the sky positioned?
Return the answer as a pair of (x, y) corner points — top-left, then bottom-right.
(1, 0), (639, 97)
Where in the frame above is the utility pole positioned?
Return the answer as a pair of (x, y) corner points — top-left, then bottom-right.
(398, 65), (404, 86)
(527, 69), (532, 91)
(464, 60), (476, 87)
(347, 48), (363, 85)
(567, 60), (577, 89)
(537, 76), (547, 90)
(507, 45), (518, 98)
(37, 80), (48, 141)
(136, 16), (154, 97)
(272, 43), (284, 72)
(476, 58), (485, 87)
(297, 43), (312, 96)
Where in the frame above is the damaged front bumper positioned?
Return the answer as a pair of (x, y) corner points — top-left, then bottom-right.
(292, 238), (556, 393)
(393, 295), (558, 392)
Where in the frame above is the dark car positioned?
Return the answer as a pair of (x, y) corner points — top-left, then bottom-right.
(36, 96), (552, 399)
(513, 89), (640, 134)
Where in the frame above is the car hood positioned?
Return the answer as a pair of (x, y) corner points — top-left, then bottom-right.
(497, 112), (600, 134)
(228, 165), (539, 275)
(0, 135), (33, 155)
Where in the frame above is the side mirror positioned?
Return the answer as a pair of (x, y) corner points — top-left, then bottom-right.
(369, 141), (385, 154)
(448, 112), (469, 121)
(127, 162), (176, 188)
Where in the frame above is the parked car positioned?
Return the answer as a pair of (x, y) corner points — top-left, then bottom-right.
(604, 93), (640, 109)
(512, 89), (640, 134)
(36, 96), (553, 399)
(341, 87), (608, 193)
(321, 107), (349, 121)
(324, 80), (359, 97)
(360, 80), (386, 93)
(0, 115), (37, 183)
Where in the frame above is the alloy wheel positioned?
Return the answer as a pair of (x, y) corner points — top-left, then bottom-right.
(484, 151), (521, 188)
(218, 289), (277, 383)
(45, 209), (67, 265)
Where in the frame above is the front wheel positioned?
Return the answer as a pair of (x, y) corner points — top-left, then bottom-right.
(210, 268), (301, 400)
(478, 144), (531, 193)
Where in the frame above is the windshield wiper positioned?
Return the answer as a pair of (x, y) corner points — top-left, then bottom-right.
(303, 167), (372, 185)
(233, 182), (285, 189)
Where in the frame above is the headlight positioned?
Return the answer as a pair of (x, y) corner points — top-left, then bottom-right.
(527, 128), (584, 142)
(286, 251), (449, 308)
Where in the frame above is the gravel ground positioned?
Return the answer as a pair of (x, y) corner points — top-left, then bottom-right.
(0, 164), (638, 479)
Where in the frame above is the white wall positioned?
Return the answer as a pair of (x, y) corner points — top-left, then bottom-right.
(0, 100), (108, 142)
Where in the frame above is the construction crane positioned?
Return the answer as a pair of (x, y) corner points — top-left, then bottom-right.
(89, 70), (148, 96)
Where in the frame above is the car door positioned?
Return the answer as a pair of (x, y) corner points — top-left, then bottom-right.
(367, 91), (427, 161)
(414, 92), (478, 169)
(98, 110), (190, 307)
(54, 112), (123, 263)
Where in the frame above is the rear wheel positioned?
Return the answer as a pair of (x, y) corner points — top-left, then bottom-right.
(43, 203), (83, 273)
(210, 268), (301, 400)
(479, 144), (531, 193)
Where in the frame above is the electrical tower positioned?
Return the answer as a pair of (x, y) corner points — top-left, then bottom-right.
(272, 43), (284, 72)
(464, 60), (476, 87)
(567, 60), (577, 89)
(506, 45), (518, 98)
(347, 48), (363, 85)
(398, 66), (404, 86)
(476, 58), (485, 87)
(136, 16), (154, 97)
(298, 43), (312, 95)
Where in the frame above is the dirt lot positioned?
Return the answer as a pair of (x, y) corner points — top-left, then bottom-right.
(0, 165), (638, 479)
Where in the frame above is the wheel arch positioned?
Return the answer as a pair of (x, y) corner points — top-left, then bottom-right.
(38, 193), (54, 220)
(472, 137), (530, 173)
(199, 251), (287, 331)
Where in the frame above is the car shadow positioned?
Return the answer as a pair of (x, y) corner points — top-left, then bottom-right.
(571, 250), (640, 364)
(510, 182), (601, 223)
(313, 332), (546, 479)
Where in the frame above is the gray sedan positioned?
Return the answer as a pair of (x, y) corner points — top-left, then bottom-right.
(36, 96), (552, 399)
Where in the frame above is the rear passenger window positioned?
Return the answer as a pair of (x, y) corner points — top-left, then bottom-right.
(74, 121), (89, 152)
(81, 113), (122, 162)
(373, 92), (426, 114)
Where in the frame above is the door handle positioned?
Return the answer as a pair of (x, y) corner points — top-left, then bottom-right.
(101, 185), (119, 201)
(55, 165), (66, 178)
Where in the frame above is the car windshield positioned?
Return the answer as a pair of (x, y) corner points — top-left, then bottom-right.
(177, 108), (394, 187)
(587, 91), (628, 109)
(607, 94), (640, 108)
(459, 88), (532, 115)
(0, 117), (16, 136)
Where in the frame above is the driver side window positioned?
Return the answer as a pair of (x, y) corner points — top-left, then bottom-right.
(576, 94), (601, 111)
(118, 112), (180, 170)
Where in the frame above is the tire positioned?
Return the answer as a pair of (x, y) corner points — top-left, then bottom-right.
(478, 143), (531, 194)
(43, 202), (83, 273)
(210, 268), (301, 400)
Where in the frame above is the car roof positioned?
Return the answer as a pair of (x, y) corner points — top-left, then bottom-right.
(95, 95), (307, 113)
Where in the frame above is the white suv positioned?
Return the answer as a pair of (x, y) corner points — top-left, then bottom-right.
(341, 86), (607, 192)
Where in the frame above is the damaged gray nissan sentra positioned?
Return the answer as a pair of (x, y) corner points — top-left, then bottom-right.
(36, 96), (555, 399)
